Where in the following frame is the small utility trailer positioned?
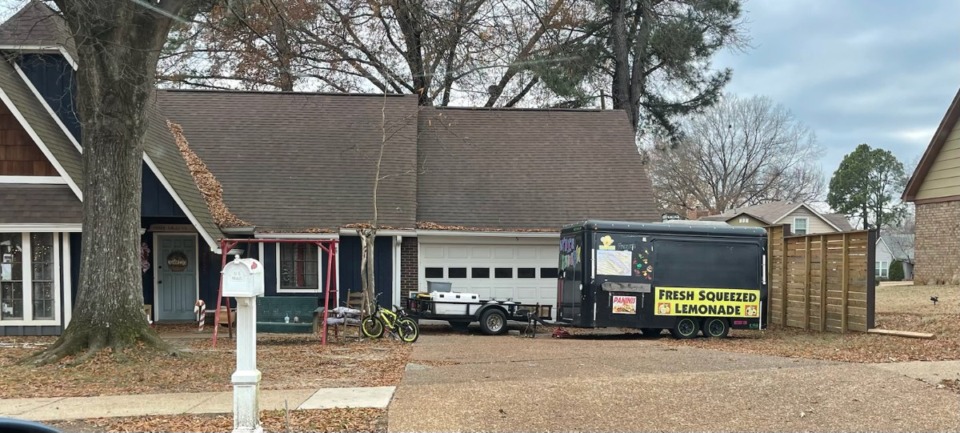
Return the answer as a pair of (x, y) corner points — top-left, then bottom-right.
(405, 286), (553, 335)
(557, 220), (768, 338)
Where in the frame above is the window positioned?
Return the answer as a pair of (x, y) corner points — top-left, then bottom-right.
(876, 261), (889, 279)
(471, 268), (490, 278)
(31, 233), (54, 320)
(793, 217), (808, 235)
(738, 217), (750, 224)
(1, 233), (24, 320)
(494, 268), (513, 278)
(425, 267), (444, 278)
(517, 268), (536, 278)
(540, 268), (558, 279)
(0, 232), (59, 323)
(279, 244), (318, 291)
(448, 267), (467, 278)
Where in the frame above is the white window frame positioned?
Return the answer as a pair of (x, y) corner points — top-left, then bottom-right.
(0, 232), (61, 326)
(275, 243), (324, 294)
(738, 217), (750, 224)
(793, 217), (809, 235)
(876, 261), (889, 278)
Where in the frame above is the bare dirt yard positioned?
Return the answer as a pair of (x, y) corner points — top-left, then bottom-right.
(658, 283), (960, 363)
(0, 324), (410, 432)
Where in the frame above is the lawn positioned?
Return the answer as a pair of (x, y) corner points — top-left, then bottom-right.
(661, 284), (960, 363)
(0, 325), (411, 433)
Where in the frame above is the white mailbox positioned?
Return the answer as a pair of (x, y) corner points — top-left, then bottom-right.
(222, 256), (264, 297)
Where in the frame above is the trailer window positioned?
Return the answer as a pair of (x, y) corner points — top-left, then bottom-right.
(653, 240), (761, 289)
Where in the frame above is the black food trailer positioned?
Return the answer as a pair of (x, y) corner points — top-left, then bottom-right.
(557, 220), (767, 338)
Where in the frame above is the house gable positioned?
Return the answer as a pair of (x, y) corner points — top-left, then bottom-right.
(772, 205), (840, 233)
(724, 214), (765, 227)
(0, 99), (57, 176)
(904, 88), (960, 203)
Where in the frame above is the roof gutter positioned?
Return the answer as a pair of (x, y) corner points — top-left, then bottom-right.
(221, 226), (257, 236)
(416, 229), (559, 238)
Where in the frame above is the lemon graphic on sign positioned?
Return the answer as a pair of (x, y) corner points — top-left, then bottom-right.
(599, 235), (614, 250)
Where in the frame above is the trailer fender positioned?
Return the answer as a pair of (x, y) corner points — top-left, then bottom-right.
(475, 304), (508, 320)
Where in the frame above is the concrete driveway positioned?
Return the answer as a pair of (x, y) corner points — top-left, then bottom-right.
(388, 332), (959, 432)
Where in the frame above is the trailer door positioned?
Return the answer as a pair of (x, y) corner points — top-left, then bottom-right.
(558, 232), (583, 323)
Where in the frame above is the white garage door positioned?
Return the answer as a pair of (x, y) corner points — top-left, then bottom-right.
(418, 237), (559, 308)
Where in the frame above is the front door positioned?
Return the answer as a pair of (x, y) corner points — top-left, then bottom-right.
(156, 234), (197, 321)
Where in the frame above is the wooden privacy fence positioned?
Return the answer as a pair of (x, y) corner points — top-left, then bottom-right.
(766, 225), (876, 333)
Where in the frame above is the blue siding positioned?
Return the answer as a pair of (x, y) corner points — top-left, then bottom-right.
(142, 163), (187, 218)
(338, 236), (392, 308)
(17, 54), (80, 141)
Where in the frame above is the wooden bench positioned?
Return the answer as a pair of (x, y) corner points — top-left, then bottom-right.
(255, 296), (318, 334)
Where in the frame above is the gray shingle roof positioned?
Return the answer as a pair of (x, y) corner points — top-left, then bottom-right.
(416, 107), (659, 230)
(0, 55), (82, 192)
(155, 90), (420, 232)
(822, 213), (854, 231)
(699, 201), (799, 224)
(0, 184), (80, 224)
(0, 0), (77, 62)
(881, 233), (915, 261)
(143, 98), (224, 248)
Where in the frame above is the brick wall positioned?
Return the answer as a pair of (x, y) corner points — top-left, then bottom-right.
(400, 237), (418, 298)
(914, 200), (960, 285)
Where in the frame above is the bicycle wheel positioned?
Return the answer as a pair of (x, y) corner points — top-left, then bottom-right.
(361, 316), (384, 339)
(396, 317), (420, 343)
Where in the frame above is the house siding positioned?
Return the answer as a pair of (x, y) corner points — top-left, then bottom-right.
(0, 99), (58, 175)
(916, 117), (960, 201)
(400, 236), (418, 299)
(776, 207), (836, 234)
(16, 53), (80, 141)
(914, 200), (960, 285)
(875, 240), (893, 279)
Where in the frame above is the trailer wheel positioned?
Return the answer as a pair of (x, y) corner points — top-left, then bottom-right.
(703, 318), (729, 338)
(448, 321), (470, 332)
(669, 317), (700, 339)
(479, 309), (508, 335)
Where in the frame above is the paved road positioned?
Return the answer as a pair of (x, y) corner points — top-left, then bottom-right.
(388, 332), (960, 432)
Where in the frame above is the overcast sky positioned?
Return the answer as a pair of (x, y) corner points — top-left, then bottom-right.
(713, 0), (960, 190)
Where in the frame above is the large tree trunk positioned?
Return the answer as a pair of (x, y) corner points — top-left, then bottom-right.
(26, 0), (186, 365)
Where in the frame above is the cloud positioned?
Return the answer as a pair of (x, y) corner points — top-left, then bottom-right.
(714, 0), (960, 178)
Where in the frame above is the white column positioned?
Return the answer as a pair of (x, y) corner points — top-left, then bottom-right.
(63, 233), (72, 327)
(232, 296), (262, 433)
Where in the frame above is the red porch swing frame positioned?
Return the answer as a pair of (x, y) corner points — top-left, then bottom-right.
(212, 238), (340, 347)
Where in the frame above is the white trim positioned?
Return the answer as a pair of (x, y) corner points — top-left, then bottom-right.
(258, 243), (265, 264)
(0, 224), (80, 233)
(334, 240), (340, 298)
(0, 232), (61, 326)
(0, 175), (66, 184)
(62, 233), (71, 327)
(13, 62), (82, 153)
(21, 232), (31, 321)
(255, 233), (339, 240)
(0, 80), (82, 200)
(275, 243), (323, 294)
(392, 236), (401, 307)
(142, 154), (218, 251)
(415, 230), (559, 238)
(0, 46), (79, 70)
(792, 217), (809, 235)
(153, 233), (200, 322)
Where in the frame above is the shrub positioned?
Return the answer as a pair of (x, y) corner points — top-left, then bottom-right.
(889, 260), (904, 281)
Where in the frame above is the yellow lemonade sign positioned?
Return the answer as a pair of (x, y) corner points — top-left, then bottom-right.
(654, 287), (760, 318)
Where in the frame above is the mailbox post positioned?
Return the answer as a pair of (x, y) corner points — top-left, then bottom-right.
(222, 255), (265, 433)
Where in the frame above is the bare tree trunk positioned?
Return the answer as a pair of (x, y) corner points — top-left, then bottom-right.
(25, 0), (186, 365)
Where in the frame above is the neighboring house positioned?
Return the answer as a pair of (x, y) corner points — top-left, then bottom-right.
(875, 234), (915, 280)
(0, 2), (659, 335)
(903, 87), (960, 285)
(698, 201), (853, 235)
